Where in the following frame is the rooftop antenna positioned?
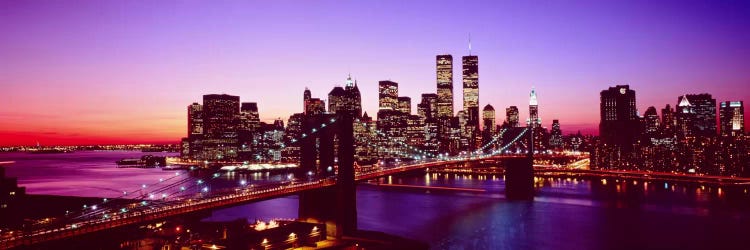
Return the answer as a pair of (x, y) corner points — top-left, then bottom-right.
(469, 33), (472, 56)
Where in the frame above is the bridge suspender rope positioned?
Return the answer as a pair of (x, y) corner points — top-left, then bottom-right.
(8, 119), (340, 248)
(7, 121), (532, 248)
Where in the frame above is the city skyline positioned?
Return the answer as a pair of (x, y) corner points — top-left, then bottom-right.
(3, 1), (750, 146)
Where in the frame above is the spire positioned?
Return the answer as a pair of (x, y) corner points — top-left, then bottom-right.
(529, 87), (538, 106)
(678, 95), (691, 107)
(346, 74), (353, 87)
(468, 33), (472, 56)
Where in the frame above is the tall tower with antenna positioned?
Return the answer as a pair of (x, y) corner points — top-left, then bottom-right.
(462, 34), (479, 149)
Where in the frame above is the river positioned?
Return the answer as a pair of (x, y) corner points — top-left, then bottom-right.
(2, 151), (749, 249)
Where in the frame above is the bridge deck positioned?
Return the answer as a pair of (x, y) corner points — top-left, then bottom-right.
(1, 156), (536, 248)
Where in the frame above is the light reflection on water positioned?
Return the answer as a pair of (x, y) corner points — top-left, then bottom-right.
(3, 151), (750, 249)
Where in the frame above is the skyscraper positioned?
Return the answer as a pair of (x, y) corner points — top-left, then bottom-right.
(203, 94), (240, 138)
(397, 97), (412, 114)
(328, 75), (363, 117)
(239, 102), (261, 154)
(676, 96), (694, 137)
(644, 106), (660, 135)
(462, 55), (479, 149)
(406, 114), (425, 149)
(328, 86), (345, 114)
(482, 104), (496, 149)
(306, 98), (326, 116)
(549, 120), (562, 150)
(202, 94), (241, 160)
(282, 113), (304, 162)
(378, 80), (399, 111)
(677, 94), (717, 137)
(599, 85), (639, 149)
(187, 103), (203, 138)
(506, 106), (519, 127)
(417, 93), (438, 120)
(661, 104), (675, 136)
(303, 88), (311, 114)
(720, 101), (744, 137)
(482, 104), (496, 134)
(436, 55), (453, 118)
(240, 102), (260, 130)
(528, 88), (541, 128)
(462, 55), (479, 127)
(343, 75), (362, 117)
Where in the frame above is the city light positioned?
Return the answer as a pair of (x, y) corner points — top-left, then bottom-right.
(1, 4), (748, 248)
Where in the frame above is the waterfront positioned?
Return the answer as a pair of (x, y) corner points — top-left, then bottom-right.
(2, 151), (750, 249)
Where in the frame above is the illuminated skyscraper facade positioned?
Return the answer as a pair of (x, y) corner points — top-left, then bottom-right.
(506, 106), (519, 127)
(720, 101), (744, 137)
(344, 75), (362, 117)
(203, 94), (240, 138)
(200, 94), (241, 160)
(436, 55), (453, 118)
(644, 106), (659, 136)
(462, 55), (479, 149)
(528, 88), (541, 128)
(482, 104), (496, 150)
(187, 103), (203, 138)
(240, 102), (260, 132)
(328, 86), (346, 114)
(306, 98), (325, 116)
(378, 80), (399, 111)
(327, 75), (362, 117)
(397, 97), (411, 115)
(677, 94), (716, 137)
(482, 104), (495, 134)
(462, 55), (479, 125)
(303, 88), (311, 114)
(418, 93), (438, 119)
(549, 119), (562, 150)
(661, 104), (676, 136)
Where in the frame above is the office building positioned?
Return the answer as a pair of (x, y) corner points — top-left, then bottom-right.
(720, 101), (745, 137)
(398, 96), (411, 115)
(506, 106), (519, 128)
(417, 93), (438, 120)
(644, 106), (660, 136)
(549, 120), (562, 150)
(599, 85), (639, 149)
(378, 80), (399, 111)
(677, 94), (716, 137)
(436, 55), (454, 118)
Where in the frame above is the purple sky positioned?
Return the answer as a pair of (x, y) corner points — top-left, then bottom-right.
(1, 0), (749, 145)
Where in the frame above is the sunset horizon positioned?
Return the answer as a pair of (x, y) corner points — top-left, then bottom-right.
(3, 1), (749, 146)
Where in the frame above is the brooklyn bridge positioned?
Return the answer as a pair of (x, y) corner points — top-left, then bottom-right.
(1, 112), (556, 249)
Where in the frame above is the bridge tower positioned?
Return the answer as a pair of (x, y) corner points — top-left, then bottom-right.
(297, 111), (357, 238)
(504, 126), (535, 200)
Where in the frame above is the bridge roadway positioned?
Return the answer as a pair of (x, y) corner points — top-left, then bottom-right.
(3, 155), (527, 249)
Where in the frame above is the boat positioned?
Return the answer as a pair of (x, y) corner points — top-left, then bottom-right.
(116, 155), (167, 168)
